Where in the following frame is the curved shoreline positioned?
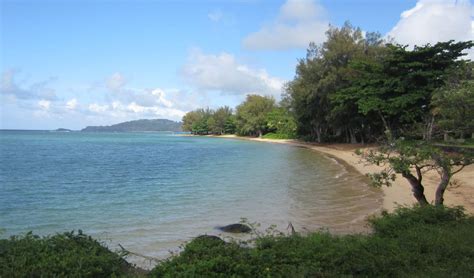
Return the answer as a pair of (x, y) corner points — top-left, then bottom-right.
(208, 135), (474, 214)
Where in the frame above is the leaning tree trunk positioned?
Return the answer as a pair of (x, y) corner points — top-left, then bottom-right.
(402, 171), (429, 206)
(435, 168), (450, 206)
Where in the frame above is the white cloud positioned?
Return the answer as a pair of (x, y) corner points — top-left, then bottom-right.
(88, 103), (109, 113)
(388, 0), (473, 58)
(150, 88), (173, 108)
(181, 49), (284, 97)
(279, 0), (324, 21)
(85, 78), (193, 121)
(66, 98), (78, 110)
(85, 99), (185, 120)
(2, 71), (201, 128)
(0, 70), (58, 100)
(106, 72), (127, 91)
(208, 10), (223, 22)
(243, 0), (328, 50)
(38, 100), (51, 110)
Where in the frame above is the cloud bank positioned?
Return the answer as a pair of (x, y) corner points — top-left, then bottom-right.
(181, 49), (284, 97)
(242, 0), (329, 50)
(388, 0), (473, 57)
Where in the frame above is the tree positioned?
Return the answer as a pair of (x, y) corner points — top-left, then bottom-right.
(182, 110), (200, 132)
(359, 140), (473, 206)
(265, 107), (297, 138)
(236, 95), (275, 137)
(211, 106), (234, 135)
(432, 80), (474, 140)
(182, 108), (213, 135)
(285, 22), (385, 142)
(224, 115), (237, 134)
(334, 41), (474, 141)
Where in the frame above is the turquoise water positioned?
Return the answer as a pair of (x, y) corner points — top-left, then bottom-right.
(0, 131), (381, 266)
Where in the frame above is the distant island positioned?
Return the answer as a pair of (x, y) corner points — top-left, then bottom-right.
(54, 128), (73, 132)
(81, 119), (182, 132)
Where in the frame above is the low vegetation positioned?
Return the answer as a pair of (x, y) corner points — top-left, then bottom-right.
(151, 205), (474, 277)
(2, 206), (472, 277)
(0, 230), (139, 277)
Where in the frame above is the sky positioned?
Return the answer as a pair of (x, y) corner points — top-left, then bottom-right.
(1, 0), (473, 130)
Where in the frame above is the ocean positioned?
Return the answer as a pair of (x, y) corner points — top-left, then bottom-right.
(0, 130), (381, 267)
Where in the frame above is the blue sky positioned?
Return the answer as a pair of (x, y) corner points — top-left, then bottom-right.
(1, 0), (472, 130)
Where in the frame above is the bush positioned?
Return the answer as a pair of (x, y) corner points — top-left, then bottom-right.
(369, 205), (466, 237)
(0, 230), (138, 277)
(150, 206), (474, 277)
(2, 207), (473, 277)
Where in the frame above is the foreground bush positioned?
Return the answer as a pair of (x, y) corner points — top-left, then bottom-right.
(150, 206), (474, 277)
(0, 230), (137, 277)
(1, 206), (473, 277)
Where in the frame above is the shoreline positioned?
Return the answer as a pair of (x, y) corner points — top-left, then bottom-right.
(205, 134), (474, 214)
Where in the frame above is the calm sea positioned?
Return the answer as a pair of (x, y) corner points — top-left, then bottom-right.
(0, 130), (381, 267)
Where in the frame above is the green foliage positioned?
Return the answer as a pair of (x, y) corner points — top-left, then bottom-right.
(432, 79), (474, 138)
(285, 22), (385, 143)
(182, 107), (236, 135)
(182, 108), (212, 134)
(0, 231), (136, 277)
(285, 20), (473, 143)
(224, 115), (237, 134)
(181, 98), (295, 138)
(369, 205), (466, 237)
(150, 206), (474, 277)
(2, 208), (474, 277)
(265, 107), (297, 138)
(236, 95), (276, 137)
(334, 41), (473, 140)
(211, 106), (234, 135)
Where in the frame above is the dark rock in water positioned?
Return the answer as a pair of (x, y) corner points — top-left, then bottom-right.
(218, 223), (251, 233)
(193, 235), (225, 246)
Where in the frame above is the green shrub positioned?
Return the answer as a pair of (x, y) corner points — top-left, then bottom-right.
(150, 206), (474, 277)
(2, 207), (473, 277)
(0, 230), (138, 277)
(369, 205), (466, 237)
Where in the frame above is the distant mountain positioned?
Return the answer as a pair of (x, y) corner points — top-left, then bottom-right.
(54, 128), (73, 132)
(81, 119), (182, 132)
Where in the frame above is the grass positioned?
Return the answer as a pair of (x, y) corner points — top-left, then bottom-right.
(1, 206), (473, 277)
(262, 132), (296, 139)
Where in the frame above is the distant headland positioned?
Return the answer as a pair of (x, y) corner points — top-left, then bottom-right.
(81, 119), (182, 132)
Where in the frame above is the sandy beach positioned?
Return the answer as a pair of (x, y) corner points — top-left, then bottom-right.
(214, 135), (474, 214)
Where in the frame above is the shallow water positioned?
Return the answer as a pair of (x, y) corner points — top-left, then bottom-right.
(0, 131), (382, 267)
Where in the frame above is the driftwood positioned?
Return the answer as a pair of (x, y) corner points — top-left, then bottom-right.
(118, 244), (162, 264)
